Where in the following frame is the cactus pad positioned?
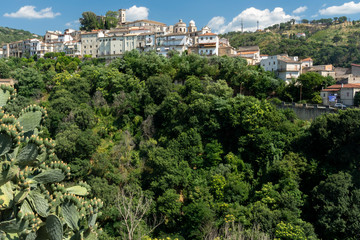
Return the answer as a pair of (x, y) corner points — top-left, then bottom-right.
(33, 169), (65, 185)
(16, 143), (39, 166)
(0, 182), (14, 210)
(0, 163), (19, 186)
(66, 186), (88, 196)
(0, 218), (28, 234)
(28, 191), (50, 218)
(17, 108), (44, 138)
(0, 89), (11, 107)
(0, 133), (13, 156)
(45, 215), (63, 240)
(62, 201), (80, 230)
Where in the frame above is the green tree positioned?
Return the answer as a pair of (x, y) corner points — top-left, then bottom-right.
(105, 11), (119, 29)
(80, 11), (100, 31)
(12, 67), (45, 98)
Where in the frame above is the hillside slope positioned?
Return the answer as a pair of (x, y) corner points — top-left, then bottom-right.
(222, 22), (360, 67)
(0, 26), (40, 46)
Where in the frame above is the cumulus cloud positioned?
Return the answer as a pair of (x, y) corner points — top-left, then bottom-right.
(65, 20), (80, 28)
(126, 5), (149, 21)
(293, 6), (308, 14)
(4, 5), (60, 19)
(319, 1), (360, 15)
(207, 16), (226, 33)
(208, 7), (297, 33)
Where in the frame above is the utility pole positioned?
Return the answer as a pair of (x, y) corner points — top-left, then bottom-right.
(257, 21), (259, 31)
(241, 19), (244, 33)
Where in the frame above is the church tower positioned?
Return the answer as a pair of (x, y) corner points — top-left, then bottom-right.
(118, 9), (126, 24)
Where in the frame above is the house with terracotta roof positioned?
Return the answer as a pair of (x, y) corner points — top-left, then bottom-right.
(301, 58), (313, 68)
(198, 33), (218, 56)
(321, 83), (360, 106)
(237, 46), (260, 65)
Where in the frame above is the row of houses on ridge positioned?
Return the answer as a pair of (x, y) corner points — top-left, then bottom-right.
(2, 9), (240, 59)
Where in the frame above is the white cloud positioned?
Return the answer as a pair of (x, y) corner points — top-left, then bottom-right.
(319, 1), (360, 15)
(208, 7), (298, 33)
(4, 5), (60, 19)
(126, 5), (149, 22)
(65, 20), (80, 28)
(207, 16), (226, 33)
(293, 6), (308, 14)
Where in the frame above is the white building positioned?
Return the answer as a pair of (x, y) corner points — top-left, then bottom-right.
(198, 33), (218, 56)
(81, 30), (105, 58)
(260, 54), (301, 81)
(155, 33), (190, 56)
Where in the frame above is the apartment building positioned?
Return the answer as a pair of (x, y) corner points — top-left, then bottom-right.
(81, 30), (105, 58)
(261, 54), (301, 81)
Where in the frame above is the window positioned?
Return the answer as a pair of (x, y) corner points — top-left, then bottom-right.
(210, 37), (213, 40)
(323, 93), (326, 97)
(347, 92), (350, 97)
(113, 51), (115, 54)
(273, 61), (275, 64)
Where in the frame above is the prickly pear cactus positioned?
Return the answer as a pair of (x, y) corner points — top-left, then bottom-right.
(0, 85), (103, 239)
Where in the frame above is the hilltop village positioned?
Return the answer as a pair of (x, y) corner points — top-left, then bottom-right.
(1, 9), (236, 60)
(3, 9), (360, 106)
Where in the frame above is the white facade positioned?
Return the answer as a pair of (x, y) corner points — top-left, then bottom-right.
(261, 55), (301, 81)
(81, 31), (105, 58)
(198, 33), (219, 56)
(155, 33), (190, 56)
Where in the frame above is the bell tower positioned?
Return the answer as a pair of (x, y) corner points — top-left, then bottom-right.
(118, 9), (126, 24)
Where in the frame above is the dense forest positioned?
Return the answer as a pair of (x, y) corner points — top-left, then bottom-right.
(222, 18), (360, 67)
(0, 51), (359, 239)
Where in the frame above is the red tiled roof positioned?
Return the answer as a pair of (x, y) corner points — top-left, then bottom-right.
(322, 88), (340, 92)
(351, 63), (360, 67)
(301, 57), (313, 62)
(239, 51), (258, 54)
(322, 84), (360, 91)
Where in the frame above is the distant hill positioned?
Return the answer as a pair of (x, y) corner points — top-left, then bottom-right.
(221, 20), (360, 67)
(0, 27), (41, 46)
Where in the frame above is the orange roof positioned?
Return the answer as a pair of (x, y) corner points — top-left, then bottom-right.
(239, 51), (258, 54)
(301, 57), (313, 62)
(351, 63), (360, 67)
(322, 84), (360, 91)
(200, 33), (217, 36)
(322, 88), (340, 92)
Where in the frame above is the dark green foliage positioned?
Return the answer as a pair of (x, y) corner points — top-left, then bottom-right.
(12, 68), (45, 98)
(3, 50), (360, 239)
(312, 172), (360, 240)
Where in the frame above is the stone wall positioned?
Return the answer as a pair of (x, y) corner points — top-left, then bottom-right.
(278, 102), (337, 121)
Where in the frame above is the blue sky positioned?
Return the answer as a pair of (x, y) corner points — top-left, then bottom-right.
(2, 1), (360, 34)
